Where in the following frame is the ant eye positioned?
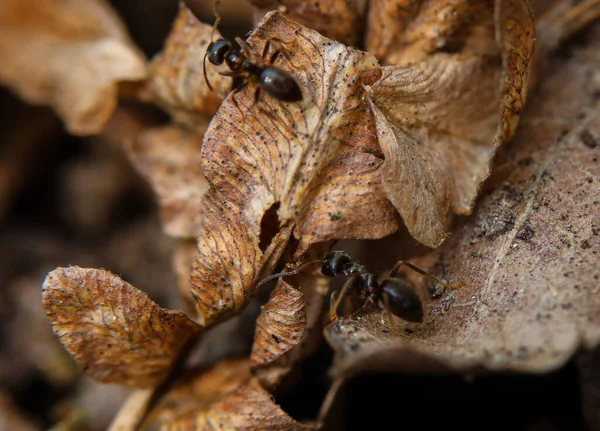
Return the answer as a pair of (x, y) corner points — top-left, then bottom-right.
(207, 39), (231, 65)
(321, 251), (351, 277)
(380, 278), (423, 323)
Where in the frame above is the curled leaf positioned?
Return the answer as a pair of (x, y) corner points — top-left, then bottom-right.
(368, 0), (535, 247)
(143, 3), (231, 127)
(140, 359), (314, 430)
(0, 0), (146, 135)
(325, 28), (600, 375)
(42, 267), (202, 387)
(128, 125), (209, 239)
(250, 0), (367, 46)
(251, 281), (306, 367)
(191, 11), (399, 326)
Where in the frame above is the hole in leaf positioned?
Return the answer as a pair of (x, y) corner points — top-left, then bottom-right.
(259, 202), (281, 253)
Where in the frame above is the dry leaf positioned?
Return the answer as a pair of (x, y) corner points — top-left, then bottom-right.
(42, 267), (202, 387)
(191, 11), (400, 326)
(325, 25), (600, 375)
(251, 281), (306, 367)
(251, 265), (328, 388)
(128, 125), (209, 239)
(368, 0), (535, 247)
(250, 0), (367, 46)
(139, 359), (314, 430)
(143, 3), (232, 127)
(0, 0), (146, 135)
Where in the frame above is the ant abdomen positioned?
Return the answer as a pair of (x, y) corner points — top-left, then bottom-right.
(380, 278), (424, 323)
(259, 67), (302, 102)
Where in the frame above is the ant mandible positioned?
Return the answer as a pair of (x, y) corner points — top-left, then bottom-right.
(257, 251), (464, 323)
(202, 2), (302, 106)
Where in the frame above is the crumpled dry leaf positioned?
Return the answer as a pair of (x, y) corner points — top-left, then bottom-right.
(249, 0), (367, 46)
(251, 281), (306, 368)
(139, 359), (314, 430)
(42, 267), (202, 387)
(325, 24), (600, 375)
(0, 0), (146, 135)
(191, 11), (400, 326)
(142, 2), (232, 127)
(367, 0), (535, 247)
(128, 125), (209, 239)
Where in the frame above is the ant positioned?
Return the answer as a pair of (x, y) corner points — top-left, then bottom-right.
(257, 251), (464, 323)
(202, 3), (302, 107)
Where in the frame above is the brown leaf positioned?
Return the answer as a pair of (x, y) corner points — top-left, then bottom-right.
(139, 359), (314, 431)
(325, 25), (600, 375)
(250, 0), (367, 46)
(128, 125), (209, 239)
(143, 3), (232, 127)
(0, 0), (146, 135)
(42, 267), (202, 387)
(368, 0), (535, 247)
(251, 281), (306, 367)
(191, 12), (399, 326)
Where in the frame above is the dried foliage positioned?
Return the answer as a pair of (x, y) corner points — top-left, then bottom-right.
(249, 0), (367, 46)
(142, 3), (232, 126)
(42, 267), (202, 387)
(191, 11), (399, 326)
(138, 359), (314, 430)
(325, 25), (600, 376)
(251, 281), (306, 367)
(129, 126), (208, 238)
(369, 0), (535, 246)
(0, 0), (146, 135)
(0, 0), (595, 428)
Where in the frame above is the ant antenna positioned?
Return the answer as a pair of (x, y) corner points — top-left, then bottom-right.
(203, 0), (222, 91)
(256, 260), (322, 288)
(388, 260), (465, 290)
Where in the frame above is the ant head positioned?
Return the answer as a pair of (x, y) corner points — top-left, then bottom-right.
(380, 278), (423, 322)
(321, 251), (351, 277)
(202, 0), (224, 91)
(207, 39), (232, 65)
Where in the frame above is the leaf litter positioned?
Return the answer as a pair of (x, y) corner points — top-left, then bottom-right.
(325, 22), (600, 376)
(42, 267), (202, 388)
(0, 0), (146, 135)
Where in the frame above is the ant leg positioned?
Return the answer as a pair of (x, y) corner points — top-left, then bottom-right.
(330, 273), (359, 321)
(380, 294), (396, 332)
(229, 81), (249, 124)
(265, 38), (300, 68)
(253, 87), (261, 106)
(219, 70), (245, 78)
(388, 261), (465, 290)
(235, 37), (253, 58)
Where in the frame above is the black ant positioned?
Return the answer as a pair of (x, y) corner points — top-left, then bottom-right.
(202, 3), (302, 107)
(257, 251), (464, 323)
